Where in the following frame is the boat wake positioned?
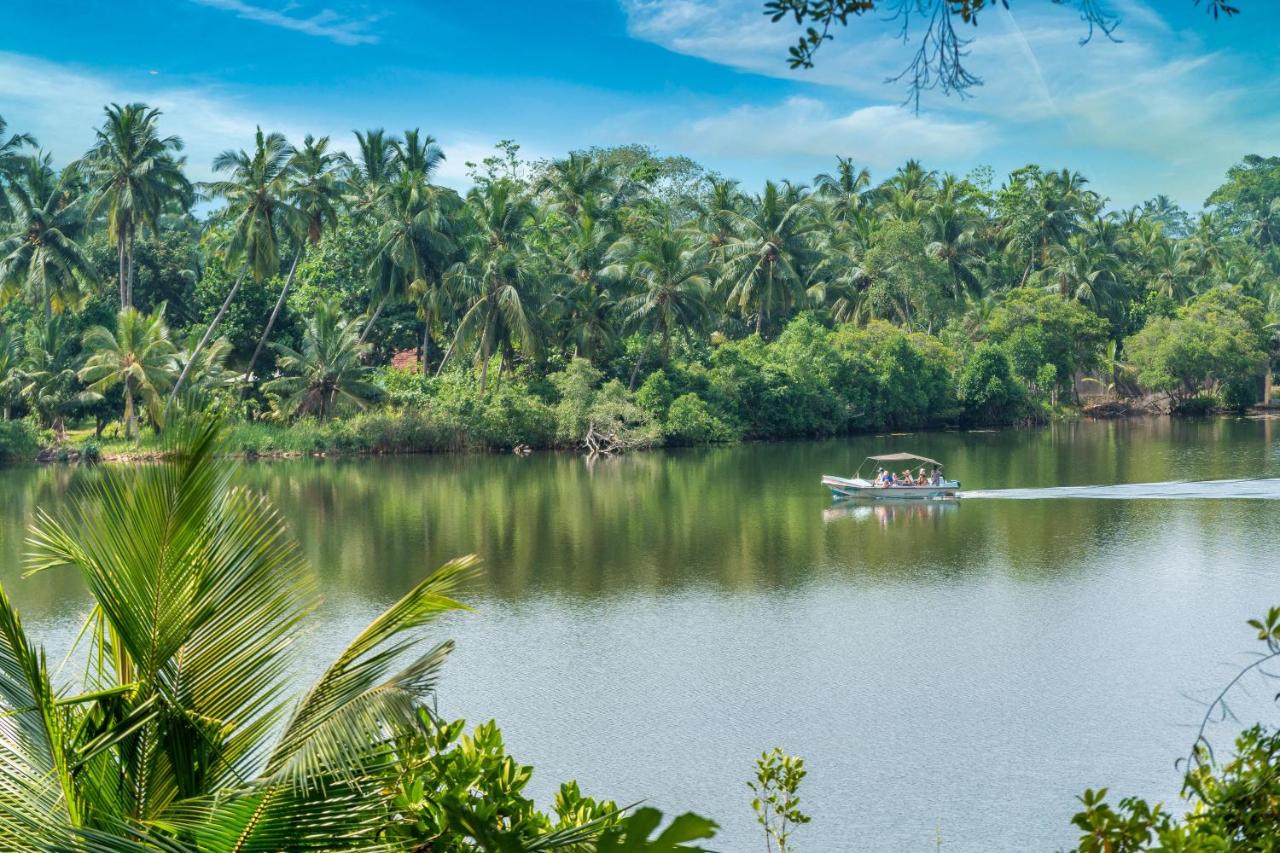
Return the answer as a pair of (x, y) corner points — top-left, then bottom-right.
(961, 478), (1280, 501)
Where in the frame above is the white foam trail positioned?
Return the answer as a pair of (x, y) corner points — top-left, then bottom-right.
(962, 478), (1280, 501)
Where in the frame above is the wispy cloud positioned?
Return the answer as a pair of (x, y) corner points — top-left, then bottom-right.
(189, 0), (379, 45)
(680, 97), (989, 168)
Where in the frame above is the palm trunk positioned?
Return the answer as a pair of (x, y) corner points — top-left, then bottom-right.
(357, 297), (387, 347)
(479, 345), (490, 395)
(124, 382), (136, 442)
(755, 309), (764, 336)
(126, 231), (136, 309)
(118, 235), (128, 309)
(170, 265), (247, 407)
(242, 251), (301, 394)
(421, 320), (432, 377)
(629, 335), (654, 390)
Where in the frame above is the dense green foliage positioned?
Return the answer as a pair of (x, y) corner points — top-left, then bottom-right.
(2, 107), (1280, 460)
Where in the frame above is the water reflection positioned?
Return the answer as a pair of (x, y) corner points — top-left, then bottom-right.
(822, 498), (958, 527)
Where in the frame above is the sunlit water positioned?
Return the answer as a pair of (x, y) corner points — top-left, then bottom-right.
(3, 415), (1280, 851)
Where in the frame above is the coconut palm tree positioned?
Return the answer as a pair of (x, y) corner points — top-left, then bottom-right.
(18, 314), (83, 436)
(264, 299), (379, 419)
(243, 134), (349, 390)
(79, 305), (179, 440)
(171, 128), (296, 404)
(722, 180), (818, 335)
(0, 325), (22, 419)
(806, 207), (876, 324)
(0, 156), (96, 318)
(553, 212), (625, 363)
(618, 219), (711, 385)
(0, 114), (36, 221)
(536, 151), (614, 219)
(348, 127), (398, 209)
(441, 180), (539, 393)
(79, 102), (193, 309)
(365, 170), (458, 350)
(813, 156), (872, 221)
(390, 128), (445, 181)
(0, 416), (477, 850)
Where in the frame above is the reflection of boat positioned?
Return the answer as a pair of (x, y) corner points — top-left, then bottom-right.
(823, 498), (958, 524)
(821, 452), (960, 500)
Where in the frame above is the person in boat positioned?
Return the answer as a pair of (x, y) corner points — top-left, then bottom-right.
(915, 467), (928, 485)
(929, 466), (942, 486)
(880, 469), (893, 486)
(901, 469), (915, 485)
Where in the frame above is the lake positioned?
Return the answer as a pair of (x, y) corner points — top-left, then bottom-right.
(2, 416), (1279, 851)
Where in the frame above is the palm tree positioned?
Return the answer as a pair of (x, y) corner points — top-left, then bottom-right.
(79, 305), (179, 440)
(813, 156), (872, 220)
(264, 299), (379, 419)
(243, 134), (349, 391)
(18, 314), (83, 436)
(554, 213), (625, 363)
(722, 180), (818, 335)
(923, 185), (984, 301)
(0, 114), (36, 221)
(171, 128), (296, 404)
(806, 207), (875, 324)
(619, 220), (711, 385)
(390, 128), (445, 180)
(2, 416), (477, 850)
(79, 103), (193, 309)
(0, 156), (96, 318)
(536, 151), (613, 219)
(441, 180), (539, 393)
(349, 127), (398, 208)
(0, 325), (22, 419)
(365, 177), (456, 347)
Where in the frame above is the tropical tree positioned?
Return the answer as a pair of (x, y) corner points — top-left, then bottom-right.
(619, 219), (711, 384)
(536, 151), (614, 219)
(0, 114), (36, 221)
(551, 212), (625, 363)
(0, 156), (96, 318)
(365, 158), (456, 350)
(349, 126), (398, 208)
(813, 156), (871, 221)
(80, 102), (193, 309)
(263, 299), (379, 419)
(171, 128), (296, 403)
(722, 180), (818, 335)
(243, 133), (349, 389)
(18, 313), (83, 435)
(0, 324), (22, 419)
(79, 304), (179, 440)
(442, 180), (540, 393)
(0, 417), (481, 851)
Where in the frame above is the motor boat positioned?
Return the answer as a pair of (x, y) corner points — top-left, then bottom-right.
(821, 452), (959, 500)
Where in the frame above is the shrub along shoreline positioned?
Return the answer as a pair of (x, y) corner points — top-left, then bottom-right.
(4, 305), (1267, 466)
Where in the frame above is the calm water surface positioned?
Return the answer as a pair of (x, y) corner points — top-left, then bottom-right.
(3, 416), (1280, 851)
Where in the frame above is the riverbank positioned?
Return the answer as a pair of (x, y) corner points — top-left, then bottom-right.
(12, 403), (1276, 467)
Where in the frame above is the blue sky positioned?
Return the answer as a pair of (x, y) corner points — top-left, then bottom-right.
(2, 0), (1278, 209)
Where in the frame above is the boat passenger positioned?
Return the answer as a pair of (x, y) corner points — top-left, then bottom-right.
(916, 467), (928, 485)
(901, 469), (914, 485)
(929, 466), (942, 486)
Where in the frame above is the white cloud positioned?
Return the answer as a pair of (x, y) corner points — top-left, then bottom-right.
(682, 97), (989, 168)
(188, 0), (379, 45)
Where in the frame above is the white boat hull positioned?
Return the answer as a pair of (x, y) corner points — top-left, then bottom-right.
(821, 474), (959, 500)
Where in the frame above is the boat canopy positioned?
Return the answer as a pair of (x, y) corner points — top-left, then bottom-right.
(865, 452), (942, 467)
